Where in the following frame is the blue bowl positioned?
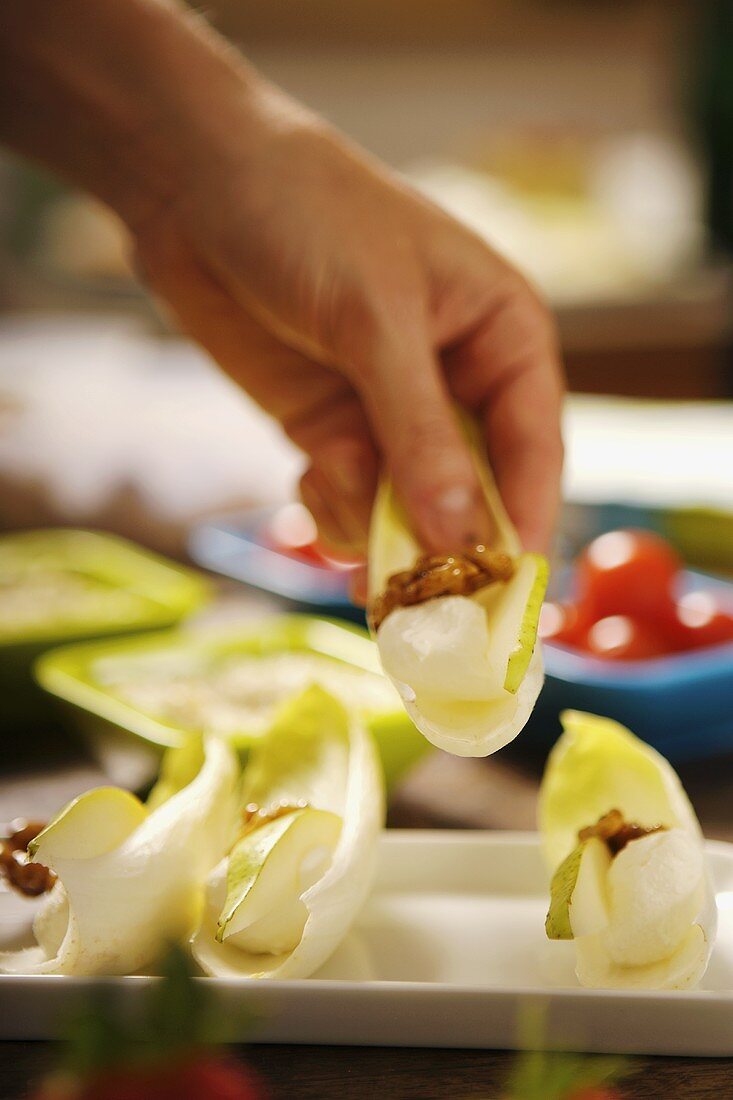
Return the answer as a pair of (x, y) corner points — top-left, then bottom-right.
(191, 511), (732, 761)
(527, 569), (733, 763)
(189, 509), (365, 624)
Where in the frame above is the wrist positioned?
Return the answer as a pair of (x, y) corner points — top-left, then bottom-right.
(85, 0), (268, 233)
(0, 0), (275, 233)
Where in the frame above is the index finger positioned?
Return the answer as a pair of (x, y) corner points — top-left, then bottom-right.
(447, 281), (564, 553)
(482, 361), (564, 553)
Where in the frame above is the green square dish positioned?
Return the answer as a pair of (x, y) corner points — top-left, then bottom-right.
(35, 615), (430, 790)
(0, 528), (210, 729)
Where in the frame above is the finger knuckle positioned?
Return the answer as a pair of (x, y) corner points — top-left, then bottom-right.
(326, 283), (383, 367)
(298, 467), (319, 502)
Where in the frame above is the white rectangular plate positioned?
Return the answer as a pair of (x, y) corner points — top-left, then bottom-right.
(2, 831), (733, 1054)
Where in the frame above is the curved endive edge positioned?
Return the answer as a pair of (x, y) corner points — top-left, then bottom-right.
(539, 714), (717, 990)
(390, 645), (544, 758)
(0, 737), (238, 976)
(367, 437), (542, 758)
(191, 718), (384, 979)
(539, 712), (703, 869)
(572, 869), (717, 991)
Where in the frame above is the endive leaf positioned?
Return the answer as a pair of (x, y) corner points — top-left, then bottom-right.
(191, 685), (384, 978)
(0, 734), (238, 976)
(539, 711), (716, 990)
(545, 837), (611, 942)
(146, 733), (206, 811)
(368, 424), (547, 757)
(28, 787), (147, 861)
(217, 808), (342, 952)
(239, 682), (350, 811)
(368, 411), (520, 594)
(539, 710), (701, 869)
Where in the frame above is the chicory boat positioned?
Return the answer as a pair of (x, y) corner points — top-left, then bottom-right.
(192, 686), (384, 979)
(368, 421), (548, 757)
(540, 710), (716, 990)
(0, 733), (238, 976)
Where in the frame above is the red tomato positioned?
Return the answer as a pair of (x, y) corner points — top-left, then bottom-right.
(575, 530), (682, 623)
(584, 615), (674, 661)
(672, 592), (733, 651)
(539, 601), (591, 647)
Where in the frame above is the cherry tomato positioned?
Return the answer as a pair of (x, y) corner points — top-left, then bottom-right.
(539, 601), (591, 647)
(575, 529), (682, 623)
(584, 615), (674, 661)
(672, 591), (733, 651)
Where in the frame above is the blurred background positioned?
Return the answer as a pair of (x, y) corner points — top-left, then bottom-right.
(1, 0), (733, 551)
(1, 0), (732, 830)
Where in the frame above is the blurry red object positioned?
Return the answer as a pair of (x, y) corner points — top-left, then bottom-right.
(671, 591), (733, 651)
(539, 601), (590, 647)
(575, 530), (681, 623)
(542, 528), (733, 662)
(265, 503), (357, 569)
(32, 1055), (265, 1100)
(584, 615), (673, 661)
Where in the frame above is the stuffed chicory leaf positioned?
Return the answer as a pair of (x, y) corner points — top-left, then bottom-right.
(0, 735), (238, 976)
(191, 684), (384, 979)
(368, 420), (548, 757)
(540, 710), (716, 990)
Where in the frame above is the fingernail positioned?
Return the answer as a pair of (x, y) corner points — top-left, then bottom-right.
(435, 485), (475, 515)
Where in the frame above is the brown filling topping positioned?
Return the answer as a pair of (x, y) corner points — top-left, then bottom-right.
(578, 808), (666, 857)
(370, 545), (515, 630)
(0, 819), (57, 897)
(238, 799), (309, 840)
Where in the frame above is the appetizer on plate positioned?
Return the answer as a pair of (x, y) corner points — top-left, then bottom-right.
(192, 685), (384, 979)
(368, 419), (548, 757)
(0, 734), (238, 976)
(0, 686), (383, 982)
(540, 710), (716, 989)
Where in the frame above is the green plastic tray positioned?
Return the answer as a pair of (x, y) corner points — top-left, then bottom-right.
(36, 615), (430, 790)
(0, 528), (210, 730)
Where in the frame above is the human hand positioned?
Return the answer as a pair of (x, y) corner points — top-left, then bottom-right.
(131, 46), (564, 566)
(2, 0), (563, 571)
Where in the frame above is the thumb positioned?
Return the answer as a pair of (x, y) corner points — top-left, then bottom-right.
(355, 327), (490, 552)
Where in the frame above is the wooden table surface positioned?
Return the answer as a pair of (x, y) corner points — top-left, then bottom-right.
(3, 671), (733, 1098)
(250, 1046), (733, 1099)
(2, 1041), (733, 1099)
